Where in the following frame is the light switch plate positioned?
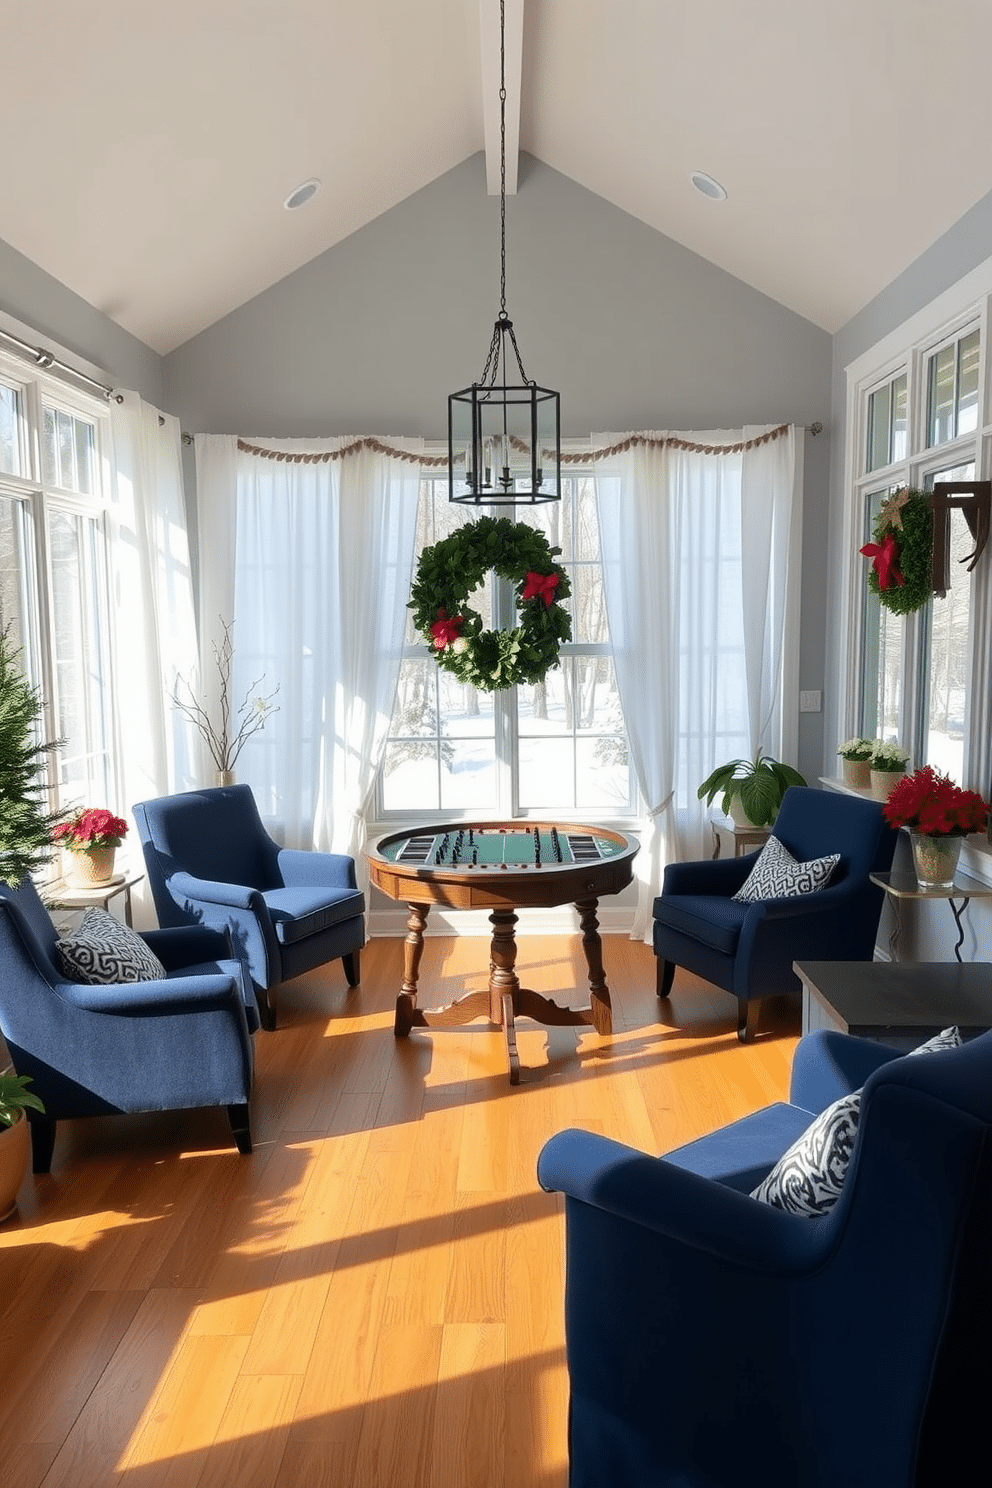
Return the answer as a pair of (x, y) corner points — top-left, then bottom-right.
(799, 690), (822, 713)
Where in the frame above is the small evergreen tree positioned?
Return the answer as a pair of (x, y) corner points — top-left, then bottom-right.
(0, 625), (62, 886)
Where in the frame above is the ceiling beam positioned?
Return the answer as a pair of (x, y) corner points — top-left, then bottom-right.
(480, 0), (522, 196)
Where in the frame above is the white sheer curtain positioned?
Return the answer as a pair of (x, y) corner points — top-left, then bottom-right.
(109, 392), (198, 811)
(741, 426), (802, 763)
(195, 435), (421, 861)
(596, 426), (801, 939)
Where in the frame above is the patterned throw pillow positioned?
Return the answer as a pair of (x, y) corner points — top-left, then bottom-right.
(751, 1027), (963, 1216)
(732, 834), (840, 903)
(56, 908), (167, 984)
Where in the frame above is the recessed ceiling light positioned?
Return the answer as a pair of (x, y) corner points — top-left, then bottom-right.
(283, 178), (321, 211)
(690, 170), (728, 202)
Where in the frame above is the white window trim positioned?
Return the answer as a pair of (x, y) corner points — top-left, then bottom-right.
(372, 450), (639, 832)
(841, 257), (992, 885)
(0, 346), (119, 825)
(369, 447), (641, 935)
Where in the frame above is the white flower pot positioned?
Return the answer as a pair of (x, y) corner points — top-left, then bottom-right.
(728, 796), (762, 827)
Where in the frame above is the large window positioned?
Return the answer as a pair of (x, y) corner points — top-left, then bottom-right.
(0, 352), (115, 817)
(849, 310), (990, 793)
(379, 473), (634, 820)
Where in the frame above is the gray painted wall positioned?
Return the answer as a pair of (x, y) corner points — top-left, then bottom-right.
(163, 152), (830, 438)
(0, 235), (165, 405)
(163, 152), (834, 782)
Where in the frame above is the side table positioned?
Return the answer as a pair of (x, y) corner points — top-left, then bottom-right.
(42, 866), (145, 927)
(795, 959), (992, 1050)
(709, 811), (772, 859)
(869, 869), (992, 963)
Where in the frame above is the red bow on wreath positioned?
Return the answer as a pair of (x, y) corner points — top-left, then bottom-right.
(860, 531), (904, 591)
(430, 607), (464, 650)
(522, 570), (560, 608)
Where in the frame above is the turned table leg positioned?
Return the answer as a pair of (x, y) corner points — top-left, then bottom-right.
(489, 909), (521, 1083)
(575, 897), (612, 1035)
(394, 902), (430, 1036)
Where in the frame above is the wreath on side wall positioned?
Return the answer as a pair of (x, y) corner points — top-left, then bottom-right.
(409, 516), (572, 692)
(860, 487), (934, 615)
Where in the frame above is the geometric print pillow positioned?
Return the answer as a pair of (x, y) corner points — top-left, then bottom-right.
(56, 907), (167, 984)
(751, 1026), (963, 1216)
(733, 834), (840, 904)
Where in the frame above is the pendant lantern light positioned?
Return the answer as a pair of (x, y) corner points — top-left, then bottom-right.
(448, 0), (561, 506)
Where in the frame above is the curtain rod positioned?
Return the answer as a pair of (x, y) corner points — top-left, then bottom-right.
(185, 421), (824, 450)
(0, 325), (121, 402)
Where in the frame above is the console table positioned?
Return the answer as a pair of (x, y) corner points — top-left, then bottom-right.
(869, 869), (992, 963)
(795, 959), (992, 1050)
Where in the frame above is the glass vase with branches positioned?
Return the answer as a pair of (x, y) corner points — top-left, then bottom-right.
(173, 620), (279, 780)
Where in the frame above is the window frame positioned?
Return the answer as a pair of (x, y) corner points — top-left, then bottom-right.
(373, 460), (638, 828)
(0, 347), (118, 825)
(841, 275), (992, 876)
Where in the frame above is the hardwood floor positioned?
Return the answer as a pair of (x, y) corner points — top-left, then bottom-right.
(0, 935), (800, 1487)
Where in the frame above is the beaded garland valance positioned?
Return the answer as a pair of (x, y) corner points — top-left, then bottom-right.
(234, 423), (792, 468)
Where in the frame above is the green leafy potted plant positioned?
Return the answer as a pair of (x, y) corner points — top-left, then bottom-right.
(0, 1071), (44, 1222)
(869, 741), (910, 802)
(837, 737), (875, 790)
(697, 753), (807, 828)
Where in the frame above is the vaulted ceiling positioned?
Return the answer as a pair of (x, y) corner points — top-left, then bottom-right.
(3, 0), (991, 355)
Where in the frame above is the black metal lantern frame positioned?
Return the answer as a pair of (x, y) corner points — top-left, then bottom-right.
(449, 315), (560, 506)
(448, 0), (561, 507)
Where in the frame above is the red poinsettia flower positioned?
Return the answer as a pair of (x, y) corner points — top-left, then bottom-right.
(54, 808), (129, 851)
(430, 607), (465, 651)
(883, 766), (990, 836)
(522, 570), (560, 607)
(860, 531), (904, 591)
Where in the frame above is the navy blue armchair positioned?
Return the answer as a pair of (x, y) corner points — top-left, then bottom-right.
(654, 786), (897, 1040)
(133, 785), (365, 1030)
(538, 1027), (992, 1488)
(0, 878), (257, 1171)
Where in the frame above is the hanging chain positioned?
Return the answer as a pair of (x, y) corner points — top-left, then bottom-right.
(479, 0), (530, 388)
(499, 0), (507, 316)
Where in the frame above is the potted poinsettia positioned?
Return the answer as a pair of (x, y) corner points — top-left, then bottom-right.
(883, 766), (989, 889)
(53, 808), (129, 888)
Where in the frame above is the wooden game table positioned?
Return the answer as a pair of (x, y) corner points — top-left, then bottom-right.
(367, 821), (639, 1083)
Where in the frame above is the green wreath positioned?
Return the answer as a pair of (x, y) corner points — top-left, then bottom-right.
(409, 516), (572, 692)
(862, 487), (934, 615)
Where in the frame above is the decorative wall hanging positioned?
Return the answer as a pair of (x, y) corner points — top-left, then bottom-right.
(926, 481), (991, 596)
(409, 516), (571, 692)
(860, 481), (991, 615)
(860, 487), (933, 614)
